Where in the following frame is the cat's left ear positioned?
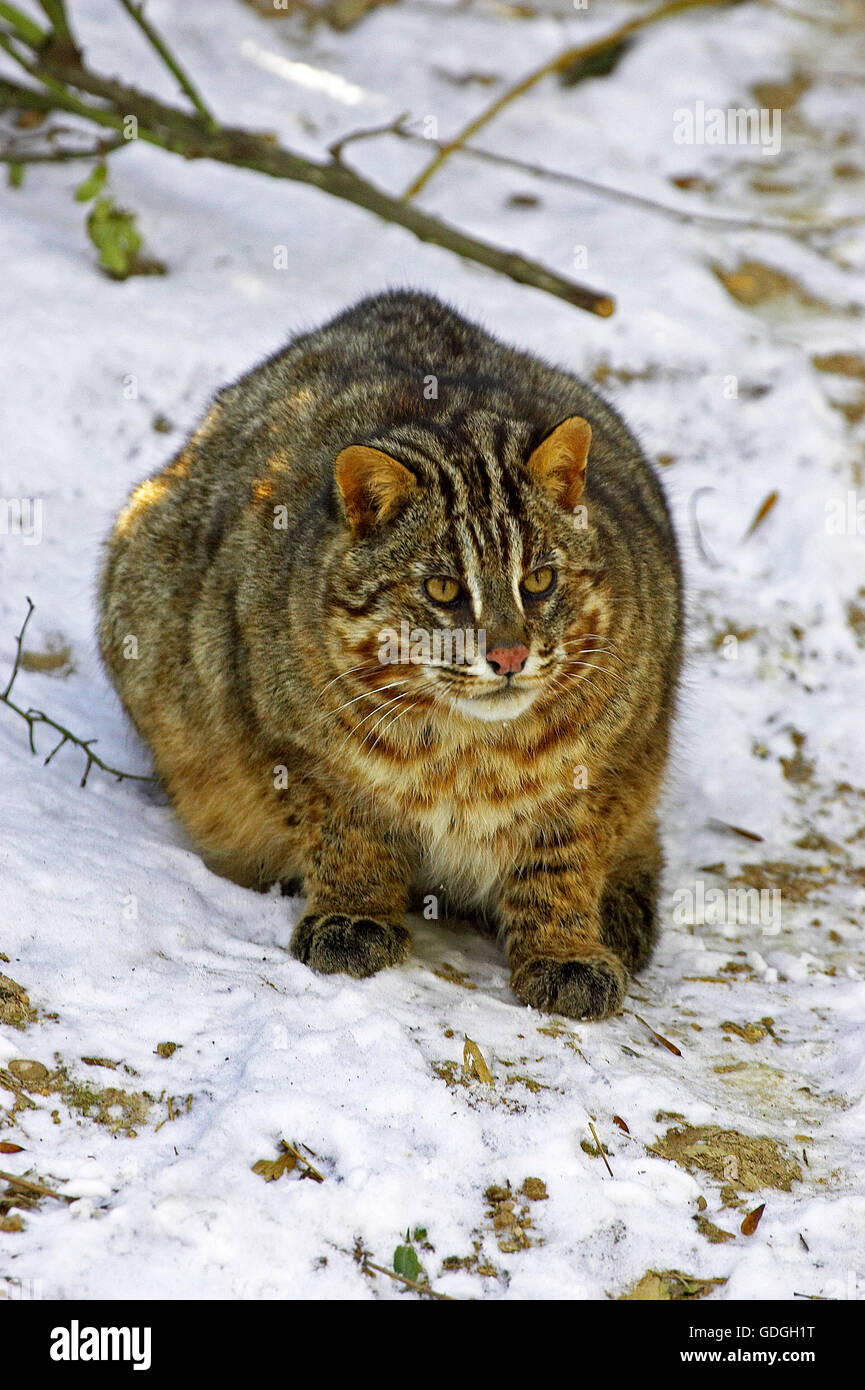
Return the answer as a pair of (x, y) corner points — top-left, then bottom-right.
(335, 445), (418, 537)
(526, 416), (591, 510)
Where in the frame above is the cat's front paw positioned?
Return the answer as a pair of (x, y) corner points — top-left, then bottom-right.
(290, 912), (410, 979)
(510, 953), (626, 1020)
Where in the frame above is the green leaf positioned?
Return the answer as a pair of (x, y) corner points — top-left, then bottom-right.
(86, 196), (143, 279)
(393, 1243), (420, 1281)
(559, 37), (633, 88)
(8, 160), (24, 189)
(0, 2), (47, 47)
(74, 161), (107, 202)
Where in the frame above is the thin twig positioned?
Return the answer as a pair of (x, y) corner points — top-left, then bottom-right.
(362, 1260), (455, 1300)
(0, 135), (124, 163)
(708, 817), (764, 843)
(626, 1011), (683, 1057)
(281, 1139), (325, 1183)
(115, 0), (218, 131)
(403, 0), (742, 200)
(1, 598), (156, 787)
(37, 0), (75, 46)
(0, 1168), (67, 1200)
(588, 1121), (613, 1177)
(335, 115), (859, 241)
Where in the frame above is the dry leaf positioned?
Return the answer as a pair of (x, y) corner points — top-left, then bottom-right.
(695, 1215), (736, 1244)
(0, 1143), (24, 1155)
(622, 1271), (667, 1300)
(743, 490), (779, 538)
(463, 1036), (493, 1085)
(741, 1203), (766, 1235)
(252, 1151), (297, 1182)
(622, 1269), (726, 1301)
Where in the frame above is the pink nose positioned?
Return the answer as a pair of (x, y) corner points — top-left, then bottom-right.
(486, 644), (530, 676)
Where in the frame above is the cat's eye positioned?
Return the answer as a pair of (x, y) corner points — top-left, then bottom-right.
(425, 576), (462, 604)
(522, 566), (556, 596)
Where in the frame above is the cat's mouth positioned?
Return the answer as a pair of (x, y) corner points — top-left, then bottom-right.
(443, 679), (539, 723)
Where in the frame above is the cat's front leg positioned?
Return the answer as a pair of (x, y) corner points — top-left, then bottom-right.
(289, 808), (411, 979)
(499, 835), (627, 1021)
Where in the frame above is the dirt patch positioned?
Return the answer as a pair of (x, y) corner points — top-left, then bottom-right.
(652, 1124), (802, 1194)
(2, 1057), (151, 1136)
(780, 731), (815, 785)
(730, 860), (831, 904)
(18, 638), (75, 677)
(847, 597), (865, 649)
(751, 72), (811, 111)
(713, 260), (832, 313)
(720, 1018), (776, 1045)
(440, 1178), (548, 1276)
(431, 962), (477, 990)
(0, 975), (35, 1030)
(812, 352), (865, 381)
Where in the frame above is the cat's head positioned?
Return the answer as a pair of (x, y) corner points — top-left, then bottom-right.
(325, 412), (614, 733)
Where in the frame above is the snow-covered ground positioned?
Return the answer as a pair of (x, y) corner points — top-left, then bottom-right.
(1, 0), (864, 1300)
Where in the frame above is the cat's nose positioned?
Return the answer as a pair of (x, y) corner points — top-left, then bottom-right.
(486, 644), (530, 676)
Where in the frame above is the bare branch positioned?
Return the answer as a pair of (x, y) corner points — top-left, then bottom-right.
(115, 0), (218, 131)
(402, 0), (743, 200)
(331, 115), (858, 242)
(1, 599), (156, 788)
(0, 131), (125, 162)
(37, 0), (74, 44)
(8, 37), (615, 314)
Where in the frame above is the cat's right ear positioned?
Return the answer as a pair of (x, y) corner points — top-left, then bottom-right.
(527, 416), (591, 510)
(335, 446), (418, 537)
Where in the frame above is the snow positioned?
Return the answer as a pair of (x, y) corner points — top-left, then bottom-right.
(1, 0), (864, 1301)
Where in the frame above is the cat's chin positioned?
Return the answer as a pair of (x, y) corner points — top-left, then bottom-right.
(450, 687), (537, 723)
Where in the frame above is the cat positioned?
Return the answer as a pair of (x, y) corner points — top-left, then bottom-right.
(99, 290), (683, 1020)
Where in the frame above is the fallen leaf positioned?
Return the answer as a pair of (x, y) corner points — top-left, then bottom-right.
(743, 490), (779, 538)
(252, 1152), (297, 1182)
(695, 1214), (736, 1244)
(741, 1203), (766, 1235)
(463, 1036), (493, 1085)
(621, 1269), (727, 1301)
